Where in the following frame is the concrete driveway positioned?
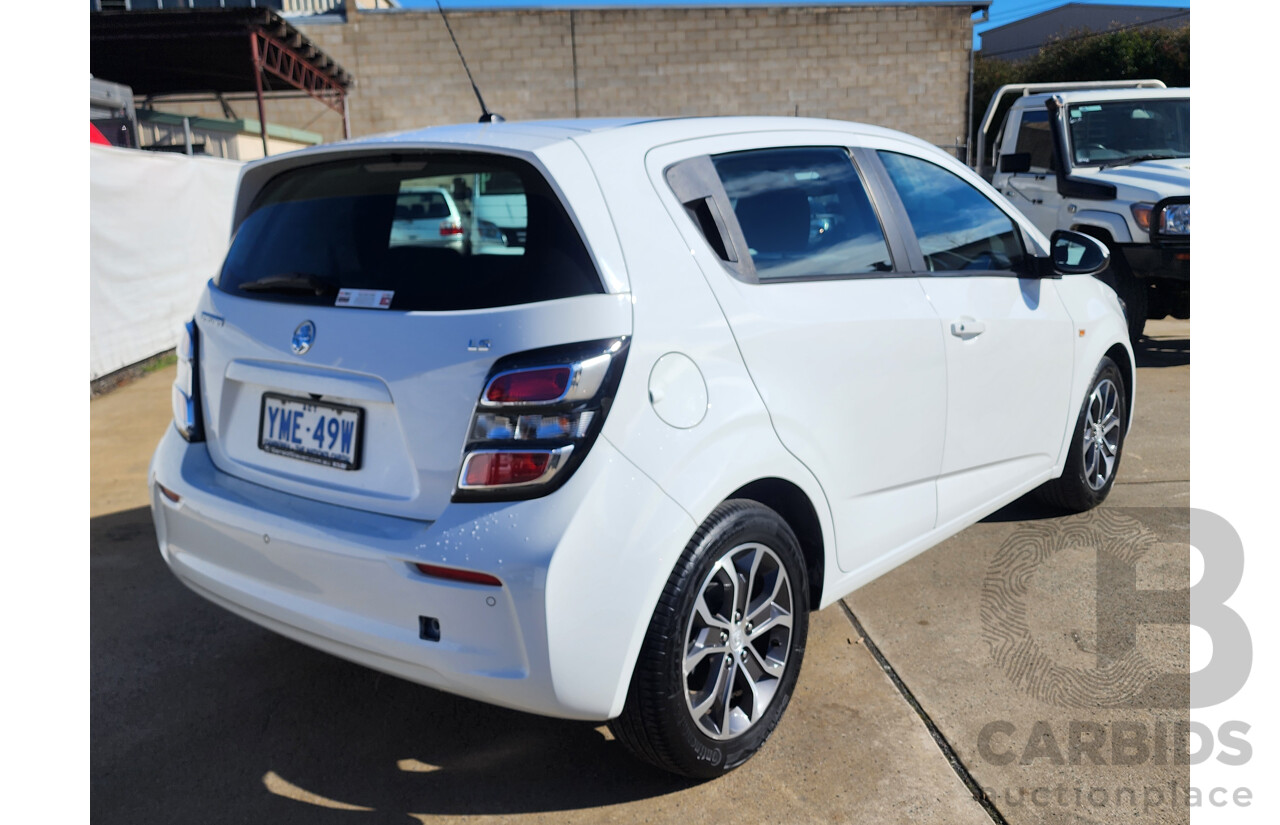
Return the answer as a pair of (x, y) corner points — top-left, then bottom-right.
(91, 320), (1189, 824)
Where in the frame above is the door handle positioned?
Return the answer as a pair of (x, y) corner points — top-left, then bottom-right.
(951, 319), (987, 339)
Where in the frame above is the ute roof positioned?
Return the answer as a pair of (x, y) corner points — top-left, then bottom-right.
(1011, 87), (1191, 109)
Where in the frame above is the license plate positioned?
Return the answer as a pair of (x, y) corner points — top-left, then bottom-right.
(258, 393), (364, 470)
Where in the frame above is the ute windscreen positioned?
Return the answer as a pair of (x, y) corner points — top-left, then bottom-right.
(216, 153), (604, 311)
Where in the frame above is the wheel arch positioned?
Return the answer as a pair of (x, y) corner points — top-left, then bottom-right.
(1105, 342), (1136, 433)
(726, 478), (825, 611)
(1071, 211), (1132, 244)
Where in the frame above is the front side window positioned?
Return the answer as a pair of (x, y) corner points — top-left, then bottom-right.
(1014, 110), (1056, 172)
(218, 153), (600, 311)
(877, 151), (1024, 274)
(710, 147), (893, 280)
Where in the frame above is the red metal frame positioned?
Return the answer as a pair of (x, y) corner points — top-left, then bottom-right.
(249, 29), (349, 156)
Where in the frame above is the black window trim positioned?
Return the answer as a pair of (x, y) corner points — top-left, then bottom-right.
(859, 147), (1041, 280)
(665, 145), (911, 286)
(664, 155), (756, 282)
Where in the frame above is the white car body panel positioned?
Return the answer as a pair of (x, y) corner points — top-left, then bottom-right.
(198, 289), (633, 521)
(151, 116), (1134, 725)
(922, 274), (1075, 523)
(638, 133), (948, 576)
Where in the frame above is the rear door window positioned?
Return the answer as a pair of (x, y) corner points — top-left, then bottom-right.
(217, 153), (602, 311)
(710, 147), (894, 280)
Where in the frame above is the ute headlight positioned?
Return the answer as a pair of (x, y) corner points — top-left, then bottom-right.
(171, 319), (204, 442)
(1159, 202), (1190, 236)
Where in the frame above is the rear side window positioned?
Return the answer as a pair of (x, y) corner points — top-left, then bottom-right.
(877, 151), (1024, 274)
(217, 153), (602, 311)
(710, 147), (893, 280)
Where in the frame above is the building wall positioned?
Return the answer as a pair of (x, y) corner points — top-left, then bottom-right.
(168, 5), (976, 154)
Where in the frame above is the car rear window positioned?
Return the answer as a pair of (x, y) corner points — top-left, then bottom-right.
(216, 153), (603, 311)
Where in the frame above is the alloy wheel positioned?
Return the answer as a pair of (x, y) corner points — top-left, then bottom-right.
(682, 543), (794, 740)
(1082, 377), (1122, 490)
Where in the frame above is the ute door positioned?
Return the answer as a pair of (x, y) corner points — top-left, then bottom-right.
(996, 109), (1062, 236)
(867, 148), (1075, 526)
(656, 138), (947, 576)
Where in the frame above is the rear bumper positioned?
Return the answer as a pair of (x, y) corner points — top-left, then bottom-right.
(149, 425), (694, 720)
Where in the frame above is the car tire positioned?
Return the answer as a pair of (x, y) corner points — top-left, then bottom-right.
(1036, 357), (1128, 513)
(609, 500), (809, 778)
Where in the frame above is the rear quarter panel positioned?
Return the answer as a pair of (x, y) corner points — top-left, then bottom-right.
(573, 129), (842, 600)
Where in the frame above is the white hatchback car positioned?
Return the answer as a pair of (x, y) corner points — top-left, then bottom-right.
(150, 116), (1132, 777)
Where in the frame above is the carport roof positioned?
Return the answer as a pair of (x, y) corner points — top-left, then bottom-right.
(90, 8), (353, 97)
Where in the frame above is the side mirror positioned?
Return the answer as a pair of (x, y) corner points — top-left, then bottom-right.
(1000, 152), (1031, 174)
(1048, 229), (1109, 276)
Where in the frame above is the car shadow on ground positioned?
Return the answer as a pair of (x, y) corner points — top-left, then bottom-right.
(92, 507), (697, 824)
(1135, 327), (1189, 368)
(979, 496), (1076, 523)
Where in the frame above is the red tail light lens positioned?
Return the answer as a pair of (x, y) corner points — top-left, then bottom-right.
(414, 563), (502, 587)
(439, 221), (464, 236)
(484, 367), (571, 404)
(462, 451), (556, 487)
(454, 338), (628, 501)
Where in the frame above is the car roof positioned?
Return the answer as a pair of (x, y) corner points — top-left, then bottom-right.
(340, 115), (925, 155)
(344, 117), (660, 153)
(233, 115), (943, 228)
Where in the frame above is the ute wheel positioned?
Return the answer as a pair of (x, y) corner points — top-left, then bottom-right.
(1098, 248), (1147, 344)
(1036, 357), (1128, 512)
(609, 500), (809, 778)
(1146, 281), (1170, 321)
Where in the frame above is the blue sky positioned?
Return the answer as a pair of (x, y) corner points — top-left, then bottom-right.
(399, 0), (1190, 52)
(972, 0), (1189, 49)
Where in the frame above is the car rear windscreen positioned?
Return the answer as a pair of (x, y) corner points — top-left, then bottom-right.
(216, 153), (604, 311)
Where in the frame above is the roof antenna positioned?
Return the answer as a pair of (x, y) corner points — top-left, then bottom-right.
(434, 0), (503, 123)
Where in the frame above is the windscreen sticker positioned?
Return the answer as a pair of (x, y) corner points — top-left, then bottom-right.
(336, 289), (395, 309)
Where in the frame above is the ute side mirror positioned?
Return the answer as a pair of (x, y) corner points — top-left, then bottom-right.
(1000, 152), (1032, 174)
(1047, 229), (1109, 277)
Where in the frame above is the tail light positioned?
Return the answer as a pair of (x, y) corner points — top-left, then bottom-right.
(439, 220), (464, 236)
(171, 320), (204, 442)
(453, 337), (629, 501)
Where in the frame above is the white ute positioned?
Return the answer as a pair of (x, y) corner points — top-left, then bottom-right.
(980, 81), (1190, 342)
(151, 116), (1134, 777)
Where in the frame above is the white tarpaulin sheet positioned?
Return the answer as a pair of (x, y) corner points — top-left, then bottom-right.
(90, 145), (243, 380)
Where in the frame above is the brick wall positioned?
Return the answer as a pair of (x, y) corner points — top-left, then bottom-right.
(169, 5), (974, 153)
